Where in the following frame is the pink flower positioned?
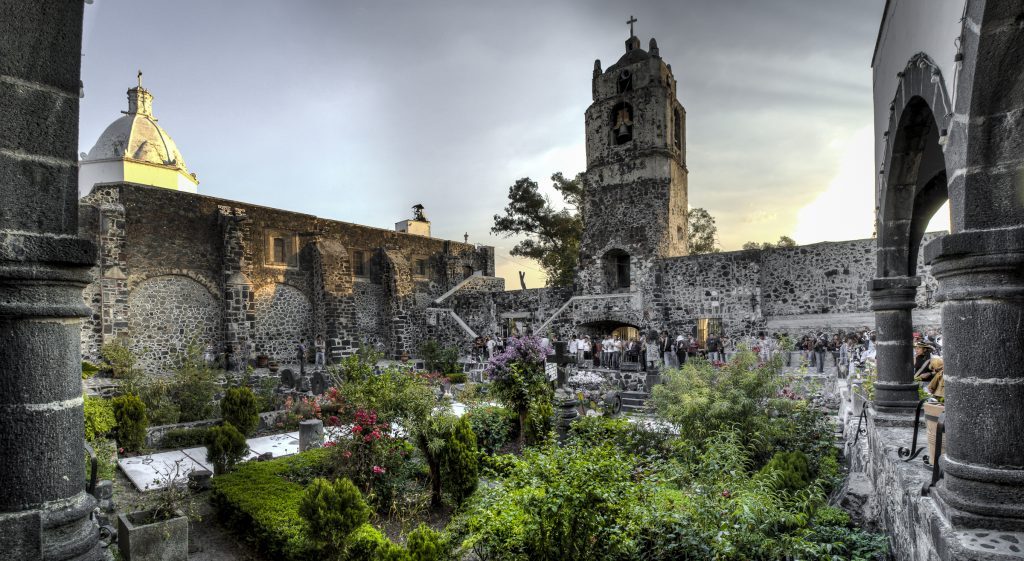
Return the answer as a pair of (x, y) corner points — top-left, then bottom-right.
(343, 450), (352, 459)
(372, 465), (385, 475)
(324, 441), (336, 448)
(352, 425), (363, 434)
(328, 415), (340, 426)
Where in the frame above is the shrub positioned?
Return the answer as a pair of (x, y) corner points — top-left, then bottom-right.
(330, 409), (418, 511)
(419, 340), (460, 375)
(446, 372), (467, 385)
(758, 450), (811, 492)
(406, 523), (447, 561)
(100, 337), (138, 378)
(222, 386), (260, 435)
(136, 377), (181, 426)
(211, 448), (331, 560)
(298, 477), (371, 552)
(159, 426), (210, 449)
(205, 423), (249, 475)
(567, 416), (676, 467)
(82, 361), (100, 379)
(441, 416), (479, 505)
(84, 395), (116, 442)
(112, 394), (147, 452)
(346, 523), (408, 561)
(485, 336), (549, 446)
(465, 405), (515, 454)
(169, 346), (221, 422)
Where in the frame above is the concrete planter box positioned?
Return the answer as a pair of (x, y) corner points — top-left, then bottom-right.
(118, 510), (188, 561)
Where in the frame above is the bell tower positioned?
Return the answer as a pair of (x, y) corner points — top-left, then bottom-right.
(578, 19), (688, 294)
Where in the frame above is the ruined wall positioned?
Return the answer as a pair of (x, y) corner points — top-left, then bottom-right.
(251, 283), (313, 362)
(653, 250), (764, 337)
(127, 275), (221, 372)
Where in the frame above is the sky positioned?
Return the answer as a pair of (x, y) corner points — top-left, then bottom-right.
(79, 0), (950, 288)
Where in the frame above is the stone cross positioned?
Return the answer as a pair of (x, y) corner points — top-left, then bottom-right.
(550, 340), (573, 388)
(627, 15), (637, 37)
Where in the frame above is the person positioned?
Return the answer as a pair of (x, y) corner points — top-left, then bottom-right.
(675, 334), (687, 366)
(314, 335), (325, 368)
(296, 339), (307, 375)
(913, 341), (935, 381)
(925, 357), (945, 399)
(813, 333), (828, 374)
(646, 333), (661, 370)
(757, 332), (772, 363)
(660, 333), (675, 368)
(568, 334), (579, 364)
(707, 334), (721, 362)
(486, 335), (496, 359)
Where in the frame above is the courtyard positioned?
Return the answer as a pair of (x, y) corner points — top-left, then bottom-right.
(3, 2), (1024, 561)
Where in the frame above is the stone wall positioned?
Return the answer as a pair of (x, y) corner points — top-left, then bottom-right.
(78, 182), (495, 371)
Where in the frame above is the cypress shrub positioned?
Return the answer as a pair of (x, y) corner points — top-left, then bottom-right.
(222, 386), (260, 436)
(112, 394), (147, 452)
(406, 523), (446, 561)
(441, 416), (479, 505)
(298, 477), (370, 552)
(759, 450), (811, 492)
(206, 423), (249, 475)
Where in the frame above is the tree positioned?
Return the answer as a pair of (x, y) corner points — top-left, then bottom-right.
(492, 172), (583, 287)
(686, 207), (720, 254)
(743, 235), (797, 251)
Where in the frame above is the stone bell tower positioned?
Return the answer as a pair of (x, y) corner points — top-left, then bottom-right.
(578, 18), (688, 294)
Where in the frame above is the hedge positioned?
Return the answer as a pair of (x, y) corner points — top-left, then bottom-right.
(211, 448), (331, 560)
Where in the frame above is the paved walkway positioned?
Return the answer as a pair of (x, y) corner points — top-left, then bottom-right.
(118, 431), (300, 492)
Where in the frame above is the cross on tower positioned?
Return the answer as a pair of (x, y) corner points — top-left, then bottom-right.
(137, 69), (143, 88)
(626, 15), (637, 37)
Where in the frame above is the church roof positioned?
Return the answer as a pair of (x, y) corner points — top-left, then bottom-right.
(83, 77), (193, 178)
(607, 35), (651, 72)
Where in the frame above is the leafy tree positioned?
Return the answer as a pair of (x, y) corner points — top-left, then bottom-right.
(492, 172), (583, 287)
(686, 207), (720, 254)
(484, 336), (550, 446)
(743, 235), (797, 250)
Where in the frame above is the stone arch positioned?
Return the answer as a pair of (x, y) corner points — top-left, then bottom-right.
(127, 274), (221, 373)
(251, 283), (313, 363)
(877, 53), (952, 278)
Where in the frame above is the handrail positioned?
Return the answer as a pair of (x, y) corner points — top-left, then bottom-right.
(433, 272), (483, 304)
(428, 307), (477, 339)
(898, 398), (929, 462)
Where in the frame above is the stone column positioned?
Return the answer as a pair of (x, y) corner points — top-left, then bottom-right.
(0, 1), (102, 559)
(868, 276), (921, 414)
(926, 228), (1024, 530)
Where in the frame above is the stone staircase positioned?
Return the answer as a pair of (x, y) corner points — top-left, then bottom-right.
(620, 390), (651, 413)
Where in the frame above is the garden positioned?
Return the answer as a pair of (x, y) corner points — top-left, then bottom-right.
(84, 336), (888, 561)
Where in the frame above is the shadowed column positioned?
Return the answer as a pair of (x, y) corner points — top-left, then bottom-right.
(0, 1), (102, 559)
(869, 276), (921, 414)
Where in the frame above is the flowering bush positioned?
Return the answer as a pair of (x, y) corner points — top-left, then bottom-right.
(329, 408), (415, 511)
(485, 336), (550, 446)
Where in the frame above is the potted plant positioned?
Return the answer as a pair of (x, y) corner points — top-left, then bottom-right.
(256, 354), (269, 368)
(267, 360), (279, 373)
(118, 460), (194, 561)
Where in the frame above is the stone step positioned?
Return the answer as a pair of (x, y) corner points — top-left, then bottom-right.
(621, 397), (647, 407)
(621, 403), (648, 413)
(621, 391), (650, 398)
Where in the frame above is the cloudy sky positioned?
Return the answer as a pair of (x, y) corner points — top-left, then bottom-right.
(79, 0), (949, 288)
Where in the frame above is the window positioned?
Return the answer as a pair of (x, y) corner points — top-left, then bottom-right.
(463, 265), (474, 279)
(610, 102), (634, 145)
(602, 249), (630, 291)
(617, 69), (633, 93)
(673, 108), (682, 149)
(352, 250), (366, 277)
(414, 258), (427, 277)
(272, 238), (286, 264)
(265, 230), (296, 267)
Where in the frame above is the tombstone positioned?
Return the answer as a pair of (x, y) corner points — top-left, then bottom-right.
(553, 388), (579, 442)
(256, 452), (273, 462)
(279, 368), (295, 389)
(187, 470), (212, 492)
(299, 419), (325, 452)
(549, 340), (574, 388)
(297, 375), (312, 393)
(92, 480), (114, 512)
(310, 371), (327, 395)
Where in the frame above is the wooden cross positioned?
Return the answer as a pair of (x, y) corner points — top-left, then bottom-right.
(627, 15), (637, 37)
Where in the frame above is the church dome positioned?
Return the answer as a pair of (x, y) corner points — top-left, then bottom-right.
(79, 74), (199, 196)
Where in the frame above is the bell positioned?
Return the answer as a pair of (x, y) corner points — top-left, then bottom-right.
(616, 124), (631, 143)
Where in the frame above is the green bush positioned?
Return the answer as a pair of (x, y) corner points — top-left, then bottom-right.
(222, 386), (260, 436)
(346, 523), (408, 561)
(419, 340), (460, 374)
(206, 423), (249, 474)
(567, 416), (677, 467)
(82, 361), (100, 380)
(100, 337), (138, 378)
(465, 405), (515, 454)
(758, 450), (811, 492)
(112, 394), (147, 452)
(84, 395), (116, 442)
(298, 477), (370, 552)
(137, 377), (181, 426)
(211, 448), (331, 560)
(406, 523), (447, 561)
(169, 346), (221, 422)
(159, 426), (210, 449)
(446, 372), (467, 385)
(441, 416), (478, 505)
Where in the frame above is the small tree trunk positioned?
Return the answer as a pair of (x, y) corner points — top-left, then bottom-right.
(429, 457), (442, 507)
(518, 409), (528, 447)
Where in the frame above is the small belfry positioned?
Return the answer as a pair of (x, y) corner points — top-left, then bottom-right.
(578, 18), (689, 294)
(78, 72), (199, 196)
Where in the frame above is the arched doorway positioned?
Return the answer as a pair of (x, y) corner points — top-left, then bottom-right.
(872, 54), (950, 414)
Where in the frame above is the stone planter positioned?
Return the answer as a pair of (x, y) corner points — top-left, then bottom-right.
(268, 362), (279, 373)
(118, 509), (188, 561)
(256, 355), (269, 368)
(924, 401), (945, 465)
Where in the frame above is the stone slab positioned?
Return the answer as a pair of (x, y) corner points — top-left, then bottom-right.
(245, 432), (300, 458)
(118, 451), (205, 492)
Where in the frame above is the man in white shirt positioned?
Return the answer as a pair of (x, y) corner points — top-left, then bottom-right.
(486, 335), (496, 359)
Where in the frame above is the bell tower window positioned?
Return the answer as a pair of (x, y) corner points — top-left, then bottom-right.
(611, 102), (634, 146)
(673, 108), (682, 150)
(602, 249), (631, 292)
(617, 69), (633, 93)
